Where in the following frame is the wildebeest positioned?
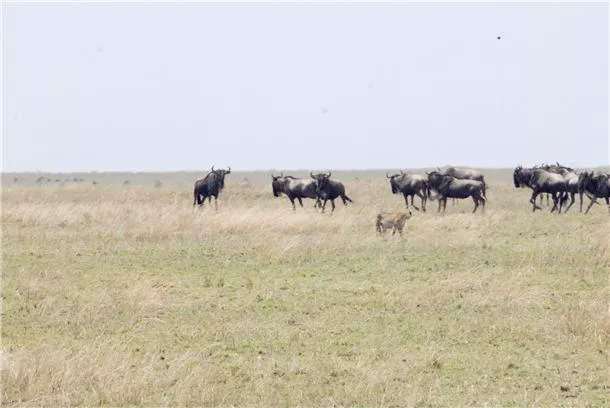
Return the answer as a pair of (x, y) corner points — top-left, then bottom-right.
(386, 170), (429, 212)
(376, 211), (413, 236)
(310, 171), (353, 213)
(271, 173), (321, 210)
(513, 166), (569, 213)
(578, 171), (610, 214)
(427, 171), (486, 213)
(438, 166), (487, 196)
(193, 165), (231, 208)
(540, 163), (580, 212)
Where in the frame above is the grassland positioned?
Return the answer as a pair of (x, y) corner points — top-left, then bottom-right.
(1, 170), (609, 407)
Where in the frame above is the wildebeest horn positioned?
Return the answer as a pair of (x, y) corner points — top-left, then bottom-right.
(310, 172), (316, 179)
(211, 165), (215, 172)
(386, 172), (391, 179)
(400, 169), (404, 175)
(226, 165), (231, 173)
(326, 171), (332, 178)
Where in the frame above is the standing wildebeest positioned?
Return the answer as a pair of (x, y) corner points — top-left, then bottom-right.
(193, 165), (231, 208)
(376, 211), (413, 236)
(427, 171), (486, 213)
(513, 166), (569, 213)
(439, 166), (487, 196)
(386, 170), (429, 212)
(271, 173), (321, 211)
(579, 171), (610, 214)
(310, 171), (353, 213)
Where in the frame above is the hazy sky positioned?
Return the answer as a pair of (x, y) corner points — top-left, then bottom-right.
(3, 2), (608, 172)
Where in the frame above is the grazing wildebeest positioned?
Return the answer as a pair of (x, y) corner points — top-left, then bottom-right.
(376, 211), (413, 236)
(386, 170), (429, 212)
(310, 171), (353, 213)
(513, 166), (569, 213)
(271, 173), (321, 211)
(193, 165), (231, 208)
(579, 171), (610, 214)
(427, 171), (486, 213)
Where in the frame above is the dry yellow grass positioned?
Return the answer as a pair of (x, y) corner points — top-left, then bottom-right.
(2, 171), (609, 407)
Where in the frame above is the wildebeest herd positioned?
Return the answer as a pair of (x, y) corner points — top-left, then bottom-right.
(513, 162), (610, 214)
(193, 163), (610, 219)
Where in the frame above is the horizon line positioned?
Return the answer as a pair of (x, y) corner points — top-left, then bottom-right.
(2, 164), (609, 174)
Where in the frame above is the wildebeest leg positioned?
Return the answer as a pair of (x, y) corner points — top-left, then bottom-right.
(410, 194), (420, 211)
(472, 196), (479, 213)
(550, 192), (560, 213)
(437, 197), (443, 213)
(420, 191), (427, 212)
(340, 195), (352, 206)
(321, 199), (328, 213)
(404, 194), (410, 210)
(606, 197), (610, 214)
(579, 191), (584, 212)
(330, 199), (336, 213)
(297, 197), (304, 208)
(213, 195), (218, 210)
(584, 196), (597, 214)
(530, 191), (542, 212)
(289, 197), (296, 211)
(563, 192), (575, 213)
(442, 197), (448, 213)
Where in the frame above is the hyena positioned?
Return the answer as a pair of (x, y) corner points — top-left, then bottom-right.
(375, 211), (413, 236)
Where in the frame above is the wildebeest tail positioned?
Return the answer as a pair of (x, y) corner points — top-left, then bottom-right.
(344, 195), (354, 203)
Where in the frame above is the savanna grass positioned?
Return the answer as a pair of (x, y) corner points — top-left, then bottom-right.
(2, 172), (609, 407)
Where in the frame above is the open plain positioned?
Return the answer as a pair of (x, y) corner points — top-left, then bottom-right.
(2, 169), (609, 407)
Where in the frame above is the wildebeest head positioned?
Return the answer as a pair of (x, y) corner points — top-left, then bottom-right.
(210, 165), (231, 189)
(426, 171), (445, 189)
(513, 166), (523, 188)
(271, 172), (284, 197)
(311, 171), (331, 194)
(386, 170), (404, 194)
(513, 166), (536, 188)
(578, 171), (591, 192)
(579, 171), (606, 194)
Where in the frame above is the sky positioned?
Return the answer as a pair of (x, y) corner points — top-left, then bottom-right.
(2, 2), (608, 172)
